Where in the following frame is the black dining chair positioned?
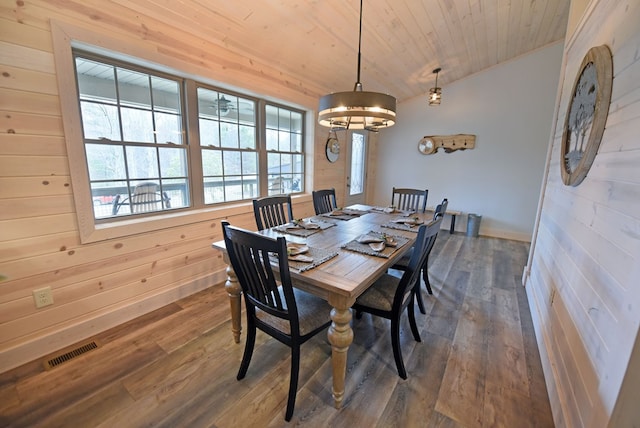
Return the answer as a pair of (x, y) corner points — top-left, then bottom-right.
(392, 198), (448, 314)
(221, 221), (332, 421)
(353, 217), (442, 379)
(312, 188), (337, 215)
(252, 194), (294, 230)
(391, 187), (428, 213)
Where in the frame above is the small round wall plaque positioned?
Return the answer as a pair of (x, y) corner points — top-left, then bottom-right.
(560, 45), (613, 186)
(325, 135), (340, 163)
(418, 137), (436, 155)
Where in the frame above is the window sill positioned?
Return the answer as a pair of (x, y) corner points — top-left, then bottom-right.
(83, 193), (313, 244)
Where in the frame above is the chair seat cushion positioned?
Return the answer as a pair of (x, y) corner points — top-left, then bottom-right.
(257, 287), (332, 336)
(355, 274), (401, 312)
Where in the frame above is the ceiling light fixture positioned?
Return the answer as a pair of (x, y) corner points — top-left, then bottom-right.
(318, 0), (396, 132)
(216, 95), (232, 116)
(428, 68), (442, 106)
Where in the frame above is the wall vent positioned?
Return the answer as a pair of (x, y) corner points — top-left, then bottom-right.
(44, 341), (99, 370)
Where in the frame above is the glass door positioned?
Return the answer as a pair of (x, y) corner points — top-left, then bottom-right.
(344, 132), (367, 206)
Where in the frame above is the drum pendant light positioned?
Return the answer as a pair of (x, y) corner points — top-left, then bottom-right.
(318, 0), (396, 132)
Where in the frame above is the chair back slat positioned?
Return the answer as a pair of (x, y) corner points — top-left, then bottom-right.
(253, 195), (294, 230)
(312, 188), (337, 215)
(222, 222), (297, 322)
(391, 188), (428, 213)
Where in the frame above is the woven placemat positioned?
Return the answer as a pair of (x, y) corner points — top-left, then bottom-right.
(271, 246), (339, 273)
(273, 220), (336, 237)
(321, 208), (368, 221)
(381, 222), (422, 232)
(341, 231), (410, 258)
(368, 206), (416, 216)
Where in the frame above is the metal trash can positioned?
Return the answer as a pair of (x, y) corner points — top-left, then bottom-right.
(466, 213), (482, 237)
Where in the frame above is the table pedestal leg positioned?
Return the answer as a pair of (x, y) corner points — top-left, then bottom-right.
(327, 300), (354, 408)
(225, 264), (242, 343)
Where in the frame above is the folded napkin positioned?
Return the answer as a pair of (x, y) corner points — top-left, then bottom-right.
(368, 242), (386, 252)
(286, 243), (309, 256)
(342, 231), (409, 258)
(274, 219), (336, 237)
(392, 216), (421, 224)
(290, 220), (320, 229)
(382, 222), (421, 232)
(356, 234), (384, 244)
(270, 246), (339, 272)
(369, 206), (415, 216)
(323, 208), (367, 221)
(288, 254), (313, 262)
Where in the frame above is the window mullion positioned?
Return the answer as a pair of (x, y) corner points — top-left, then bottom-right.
(257, 99), (268, 196)
(185, 79), (203, 207)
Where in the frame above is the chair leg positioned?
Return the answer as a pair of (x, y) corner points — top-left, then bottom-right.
(390, 317), (407, 380)
(285, 345), (301, 421)
(415, 280), (426, 315)
(408, 295), (422, 342)
(422, 256), (433, 295)
(237, 320), (256, 380)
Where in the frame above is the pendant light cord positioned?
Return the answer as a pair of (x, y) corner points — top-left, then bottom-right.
(354, 0), (363, 91)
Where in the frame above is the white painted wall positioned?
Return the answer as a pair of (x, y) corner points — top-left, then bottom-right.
(372, 42), (564, 241)
(525, 0), (640, 425)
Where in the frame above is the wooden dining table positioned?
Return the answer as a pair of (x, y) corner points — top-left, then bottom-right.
(211, 204), (432, 409)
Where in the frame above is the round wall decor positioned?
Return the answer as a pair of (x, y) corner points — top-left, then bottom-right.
(325, 135), (340, 163)
(560, 45), (613, 186)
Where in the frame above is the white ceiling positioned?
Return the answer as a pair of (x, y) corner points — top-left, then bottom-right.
(74, 0), (571, 104)
(145, 0), (571, 103)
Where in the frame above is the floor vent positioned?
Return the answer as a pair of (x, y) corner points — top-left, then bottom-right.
(44, 341), (99, 370)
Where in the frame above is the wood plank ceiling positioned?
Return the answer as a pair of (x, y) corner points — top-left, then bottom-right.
(72, 0), (572, 103)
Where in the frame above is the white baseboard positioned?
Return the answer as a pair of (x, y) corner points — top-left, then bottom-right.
(0, 270), (227, 374)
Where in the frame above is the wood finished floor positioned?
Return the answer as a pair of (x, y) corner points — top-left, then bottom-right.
(0, 233), (554, 427)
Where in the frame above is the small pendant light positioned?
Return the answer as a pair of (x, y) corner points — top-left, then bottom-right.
(428, 68), (442, 106)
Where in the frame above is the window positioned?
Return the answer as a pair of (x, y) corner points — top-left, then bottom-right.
(349, 133), (366, 195)
(75, 55), (189, 219)
(265, 105), (304, 196)
(72, 51), (305, 221)
(198, 88), (258, 203)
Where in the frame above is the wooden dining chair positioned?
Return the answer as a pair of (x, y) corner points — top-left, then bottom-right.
(221, 221), (332, 421)
(312, 188), (337, 215)
(392, 198), (448, 314)
(111, 182), (171, 215)
(353, 217), (442, 379)
(252, 194), (294, 230)
(391, 187), (428, 213)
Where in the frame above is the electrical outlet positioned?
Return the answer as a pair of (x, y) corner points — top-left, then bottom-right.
(33, 287), (54, 308)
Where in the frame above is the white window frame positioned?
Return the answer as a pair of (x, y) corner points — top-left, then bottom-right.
(52, 21), (308, 244)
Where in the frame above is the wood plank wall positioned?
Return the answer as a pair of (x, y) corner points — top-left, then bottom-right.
(524, 0), (640, 426)
(0, 0), (355, 373)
